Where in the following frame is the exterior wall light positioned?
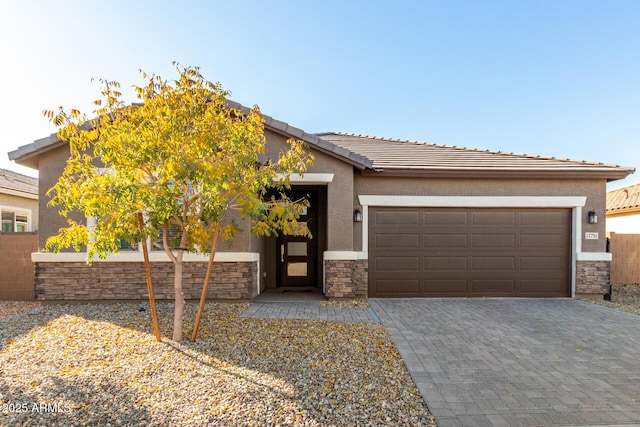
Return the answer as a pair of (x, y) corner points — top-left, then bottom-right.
(354, 208), (363, 223)
(587, 210), (598, 224)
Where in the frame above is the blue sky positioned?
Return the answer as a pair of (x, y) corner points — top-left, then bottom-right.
(1, 0), (639, 189)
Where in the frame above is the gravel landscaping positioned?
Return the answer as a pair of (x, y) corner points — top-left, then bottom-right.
(6, 285), (635, 426)
(320, 299), (371, 309)
(589, 283), (640, 315)
(0, 301), (40, 319)
(0, 301), (436, 426)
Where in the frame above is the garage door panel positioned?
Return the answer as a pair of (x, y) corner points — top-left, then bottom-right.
(375, 211), (419, 225)
(472, 279), (516, 294)
(424, 256), (467, 270)
(375, 256), (419, 271)
(472, 211), (516, 225)
(520, 233), (566, 248)
(424, 234), (468, 248)
(472, 257), (515, 270)
(375, 233), (420, 249)
(424, 211), (468, 225)
(424, 279), (468, 294)
(369, 207), (570, 298)
(472, 234), (516, 248)
(520, 256), (567, 271)
(520, 279), (568, 295)
(520, 211), (568, 226)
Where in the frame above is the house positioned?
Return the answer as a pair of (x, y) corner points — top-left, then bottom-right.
(607, 183), (640, 234)
(8, 102), (635, 301)
(606, 183), (640, 285)
(0, 168), (37, 232)
(0, 168), (38, 300)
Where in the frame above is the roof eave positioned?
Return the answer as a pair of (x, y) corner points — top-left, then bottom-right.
(0, 187), (38, 199)
(8, 132), (67, 170)
(606, 207), (640, 217)
(361, 168), (635, 181)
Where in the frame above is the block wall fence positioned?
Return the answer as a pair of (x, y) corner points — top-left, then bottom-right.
(609, 232), (640, 285)
(0, 232), (38, 300)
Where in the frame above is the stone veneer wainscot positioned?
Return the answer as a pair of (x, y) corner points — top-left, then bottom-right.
(324, 259), (368, 298)
(33, 255), (258, 301)
(576, 260), (610, 297)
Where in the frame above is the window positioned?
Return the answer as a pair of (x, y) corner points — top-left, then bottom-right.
(0, 209), (30, 232)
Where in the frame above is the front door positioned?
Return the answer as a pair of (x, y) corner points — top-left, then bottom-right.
(277, 190), (318, 287)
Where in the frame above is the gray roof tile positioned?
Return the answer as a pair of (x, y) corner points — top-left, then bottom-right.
(315, 132), (634, 179)
(0, 169), (37, 195)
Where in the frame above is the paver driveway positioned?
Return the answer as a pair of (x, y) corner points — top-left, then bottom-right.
(370, 299), (640, 427)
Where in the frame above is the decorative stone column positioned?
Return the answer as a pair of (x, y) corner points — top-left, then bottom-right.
(576, 260), (610, 299)
(324, 259), (368, 298)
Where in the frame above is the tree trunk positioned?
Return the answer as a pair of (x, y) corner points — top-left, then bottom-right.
(173, 256), (185, 341)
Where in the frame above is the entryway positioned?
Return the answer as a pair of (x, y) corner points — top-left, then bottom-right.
(268, 186), (327, 290)
(255, 287), (326, 302)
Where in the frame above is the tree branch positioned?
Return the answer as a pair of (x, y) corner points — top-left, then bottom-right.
(162, 222), (177, 264)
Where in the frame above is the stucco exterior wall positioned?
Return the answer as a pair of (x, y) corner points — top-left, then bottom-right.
(354, 176), (608, 253)
(35, 130), (356, 253)
(37, 144), (81, 250)
(607, 213), (640, 234)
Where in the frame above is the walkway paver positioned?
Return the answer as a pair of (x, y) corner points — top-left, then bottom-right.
(371, 298), (640, 427)
(241, 301), (377, 322)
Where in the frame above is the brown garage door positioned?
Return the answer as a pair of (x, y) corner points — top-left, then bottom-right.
(368, 207), (571, 298)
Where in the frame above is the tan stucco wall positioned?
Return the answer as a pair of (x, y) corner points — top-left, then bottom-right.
(0, 193), (38, 232)
(37, 144), (81, 250)
(606, 212), (640, 234)
(354, 176), (608, 253)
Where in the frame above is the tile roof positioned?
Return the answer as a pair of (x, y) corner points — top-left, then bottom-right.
(316, 132), (634, 180)
(607, 183), (640, 214)
(0, 168), (38, 196)
(7, 101), (634, 182)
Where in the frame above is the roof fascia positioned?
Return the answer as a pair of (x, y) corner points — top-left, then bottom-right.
(606, 207), (640, 217)
(360, 168), (634, 182)
(0, 187), (38, 200)
(9, 137), (68, 170)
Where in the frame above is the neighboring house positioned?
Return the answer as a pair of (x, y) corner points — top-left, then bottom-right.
(0, 168), (38, 232)
(606, 183), (640, 285)
(8, 102), (635, 301)
(606, 183), (640, 234)
(0, 168), (38, 300)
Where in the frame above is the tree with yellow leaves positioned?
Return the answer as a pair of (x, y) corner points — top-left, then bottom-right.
(45, 63), (313, 341)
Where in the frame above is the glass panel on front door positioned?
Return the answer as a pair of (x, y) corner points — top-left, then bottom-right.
(287, 242), (307, 256)
(287, 262), (307, 276)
